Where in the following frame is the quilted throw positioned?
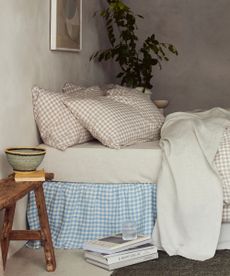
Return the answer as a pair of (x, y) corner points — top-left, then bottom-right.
(153, 108), (230, 261)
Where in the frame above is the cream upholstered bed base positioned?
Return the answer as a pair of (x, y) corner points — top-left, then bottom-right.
(38, 141), (162, 184)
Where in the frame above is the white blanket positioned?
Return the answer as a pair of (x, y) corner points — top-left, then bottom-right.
(152, 108), (230, 260)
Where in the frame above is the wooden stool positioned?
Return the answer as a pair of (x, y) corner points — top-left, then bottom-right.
(0, 173), (56, 272)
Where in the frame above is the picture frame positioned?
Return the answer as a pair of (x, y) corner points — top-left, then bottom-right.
(50, 0), (82, 52)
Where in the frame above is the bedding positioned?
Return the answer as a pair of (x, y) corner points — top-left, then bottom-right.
(39, 137), (230, 215)
(153, 107), (230, 261)
(214, 127), (230, 206)
(62, 82), (106, 96)
(30, 126), (230, 251)
(31, 85), (230, 252)
(33, 84), (165, 151)
(27, 182), (156, 248)
(38, 141), (162, 183)
(215, 127), (230, 223)
(32, 86), (92, 150)
(62, 96), (156, 149)
(106, 86), (164, 140)
(26, 182), (230, 249)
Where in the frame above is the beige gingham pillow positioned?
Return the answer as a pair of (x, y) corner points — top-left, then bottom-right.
(63, 82), (106, 96)
(62, 96), (154, 149)
(32, 86), (92, 150)
(106, 86), (165, 140)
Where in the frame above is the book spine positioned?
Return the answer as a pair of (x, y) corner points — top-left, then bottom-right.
(84, 252), (107, 265)
(86, 253), (158, 271)
(110, 252), (158, 270)
(107, 248), (156, 264)
(86, 259), (109, 270)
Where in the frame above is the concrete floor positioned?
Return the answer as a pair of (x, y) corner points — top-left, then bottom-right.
(5, 248), (111, 276)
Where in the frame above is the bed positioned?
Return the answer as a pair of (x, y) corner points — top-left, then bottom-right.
(29, 83), (230, 260)
(27, 141), (161, 248)
(27, 138), (230, 250)
(29, 83), (165, 249)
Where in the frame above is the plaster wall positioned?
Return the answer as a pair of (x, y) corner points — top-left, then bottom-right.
(0, 0), (112, 255)
(125, 0), (230, 112)
(0, 0), (112, 177)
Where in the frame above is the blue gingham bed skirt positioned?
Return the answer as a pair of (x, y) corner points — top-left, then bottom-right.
(27, 182), (157, 249)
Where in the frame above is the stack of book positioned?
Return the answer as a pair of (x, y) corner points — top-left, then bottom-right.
(83, 233), (158, 271)
(14, 169), (45, 182)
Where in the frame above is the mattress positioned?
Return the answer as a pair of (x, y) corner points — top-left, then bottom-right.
(38, 140), (162, 183)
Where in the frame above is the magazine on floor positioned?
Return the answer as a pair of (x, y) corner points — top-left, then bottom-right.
(83, 233), (152, 254)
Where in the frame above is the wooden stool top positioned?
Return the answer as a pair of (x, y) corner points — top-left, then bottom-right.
(0, 173), (54, 209)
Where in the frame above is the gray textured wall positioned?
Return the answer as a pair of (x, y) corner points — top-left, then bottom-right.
(125, 0), (230, 113)
(0, 0), (113, 178)
(0, 0), (113, 255)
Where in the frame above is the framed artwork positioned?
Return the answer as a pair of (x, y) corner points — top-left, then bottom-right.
(50, 0), (82, 52)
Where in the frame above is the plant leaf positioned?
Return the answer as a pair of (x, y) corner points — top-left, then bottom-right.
(90, 0), (178, 89)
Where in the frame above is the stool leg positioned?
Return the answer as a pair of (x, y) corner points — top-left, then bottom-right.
(34, 185), (56, 272)
(1, 203), (16, 270)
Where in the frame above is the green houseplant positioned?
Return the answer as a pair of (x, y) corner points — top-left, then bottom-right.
(91, 0), (178, 91)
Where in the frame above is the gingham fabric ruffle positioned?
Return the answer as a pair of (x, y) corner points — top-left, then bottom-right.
(27, 182), (157, 249)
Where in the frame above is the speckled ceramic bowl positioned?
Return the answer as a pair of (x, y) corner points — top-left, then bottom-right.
(153, 99), (169, 109)
(5, 147), (46, 172)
